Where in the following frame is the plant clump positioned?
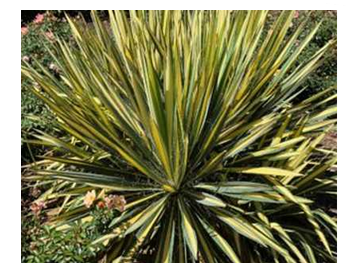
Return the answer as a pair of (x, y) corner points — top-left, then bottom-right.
(22, 10), (337, 263)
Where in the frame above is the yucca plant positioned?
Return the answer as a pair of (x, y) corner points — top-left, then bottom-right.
(22, 10), (337, 263)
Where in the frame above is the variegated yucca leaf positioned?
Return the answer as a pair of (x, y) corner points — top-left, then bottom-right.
(22, 10), (337, 262)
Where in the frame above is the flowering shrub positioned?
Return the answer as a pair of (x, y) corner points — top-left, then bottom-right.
(22, 192), (125, 262)
(22, 218), (104, 262)
(21, 11), (72, 163)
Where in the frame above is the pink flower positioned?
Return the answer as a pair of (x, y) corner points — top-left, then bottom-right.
(104, 195), (126, 212)
(21, 26), (29, 35)
(45, 31), (55, 41)
(30, 200), (46, 217)
(84, 190), (96, 208)
(294, 11), (300, 19)
(22, 55), (30, 63)
(33, 13), (45, 24)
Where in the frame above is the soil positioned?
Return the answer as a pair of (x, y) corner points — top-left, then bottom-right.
(321, 131), (337, 151)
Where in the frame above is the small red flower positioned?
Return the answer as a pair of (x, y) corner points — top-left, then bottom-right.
(97, 201), (106, 209)
(294, 11), (300, 19)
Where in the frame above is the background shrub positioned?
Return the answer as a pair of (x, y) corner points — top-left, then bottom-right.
(21, 203), (120, 262)
(297, 11), (337, 97)
(21, 12), (73, 162)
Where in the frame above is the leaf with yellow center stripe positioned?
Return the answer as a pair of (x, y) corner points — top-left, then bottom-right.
(178, 198), (198, 260)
